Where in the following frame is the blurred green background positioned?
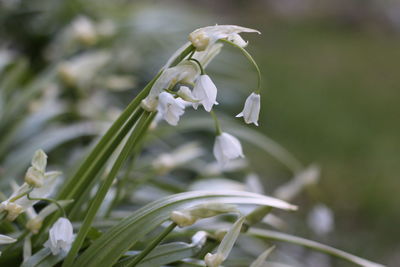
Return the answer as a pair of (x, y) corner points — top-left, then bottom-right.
(177, 1), (400, 264)
(1, 0), (399, 265)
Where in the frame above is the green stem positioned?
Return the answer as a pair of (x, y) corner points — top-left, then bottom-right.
(127, 222), (177, 267)
(219, 39), (262, 93)
(243, 206), (272, 231)
(9, 187), (34, 202)
(67, 107), (144, 220)
(210, 110), (222, 135)
(62, 111), (156, 267)
(188, 58), (205, 75)
(26, 194), (66, 218)
(169, 45), (195, 67)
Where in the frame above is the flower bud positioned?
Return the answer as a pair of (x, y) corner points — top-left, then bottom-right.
(26, 218), (43, 234)
(31, 149), (47, 173)
(204, 252), (224, 267)
(0, 201), (23, 221)
(170, 211), (196, 227)
(189, 30), (210, 51)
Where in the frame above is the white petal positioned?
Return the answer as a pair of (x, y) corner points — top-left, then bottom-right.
(192, 75), (217, 112)
(0, 234), (17, 245)
(46, 217), (74, 255)
(190, 25), (260, 50)
(31, 149), (47, 173)
(157, 92), (187, 126)
(213, 132), (244, 166)
(236, 93), (260, 126)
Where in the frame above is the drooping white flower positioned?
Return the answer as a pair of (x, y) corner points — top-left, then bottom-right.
(152, 142), (204, 174)
(236, 93), (261, 126)
(213, 132), (244, 166)
(192, 75), (218, 112)
(189, 25), (260, 51)
(45, 217), (74, 256)
(157, 92), (187, 126)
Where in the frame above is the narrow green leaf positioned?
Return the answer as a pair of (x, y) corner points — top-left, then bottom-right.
(74, 191), (296, 267)
(248, 228), (385, 267)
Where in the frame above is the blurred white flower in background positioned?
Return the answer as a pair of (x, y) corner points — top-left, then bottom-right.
(307, 204), (334, 236)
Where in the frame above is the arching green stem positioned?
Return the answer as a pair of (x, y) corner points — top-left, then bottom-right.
(219, 39), (262, 93)
(188, 58), (205, 75)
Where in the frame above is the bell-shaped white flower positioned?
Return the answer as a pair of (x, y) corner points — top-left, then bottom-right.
(189, 25), (260, 51)
(213, 132), (244, 165)
(44, 217), (74, 256)
(236, 93), (261, 126)
(157, 92), (187, 126)
(192, 75), (218, 112)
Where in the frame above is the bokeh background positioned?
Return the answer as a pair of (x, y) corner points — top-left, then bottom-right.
(1, 0), (399, 266)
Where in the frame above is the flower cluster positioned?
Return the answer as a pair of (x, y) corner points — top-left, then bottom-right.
(141, 25), (262, 166)
(0, 150), (74, 258)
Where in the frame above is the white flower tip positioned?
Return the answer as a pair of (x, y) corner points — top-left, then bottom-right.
(235, 112), (243, 118)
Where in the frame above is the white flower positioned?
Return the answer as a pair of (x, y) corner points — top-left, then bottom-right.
(189, 25), (260, 51)
(157, 92), (187, 126)
(192, 75), (218, 112)
(45, 217), (74, 256)
(213, 132), (244, 165)
(152, 142), (203, 174)
(142, 61), (198, 111)
(236, 93), (261, 126)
